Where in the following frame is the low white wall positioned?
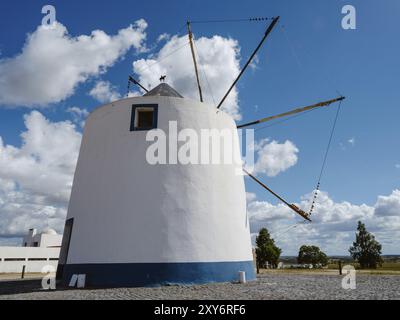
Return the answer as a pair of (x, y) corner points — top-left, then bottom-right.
(0, 247), (60, 273)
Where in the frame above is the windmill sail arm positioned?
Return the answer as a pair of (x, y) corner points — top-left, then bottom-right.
(217, 16), (280, 109)
(243, 168), (312, 222)
(128, 76), (149, 93)
(237, 96), (345, 129)
(187, 21), (203, 102)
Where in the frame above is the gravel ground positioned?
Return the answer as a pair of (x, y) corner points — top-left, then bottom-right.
(0, 273), (399, 300)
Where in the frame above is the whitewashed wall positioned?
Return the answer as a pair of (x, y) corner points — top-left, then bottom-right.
(0, 247), (60, 273)
(65, 95), (253, 265)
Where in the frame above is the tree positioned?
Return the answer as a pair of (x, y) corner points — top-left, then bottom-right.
(297, 245), (328, 267)
(255, 228), (282, 270)
(349, 221), (383, 269)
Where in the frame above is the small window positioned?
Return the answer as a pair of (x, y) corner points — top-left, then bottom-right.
(4, 258), (26, 261)
(130, 104), (158, 131)
(33, 242), (39, 247)
(24, 242), (27, 247)
(28, 258), (47, 261)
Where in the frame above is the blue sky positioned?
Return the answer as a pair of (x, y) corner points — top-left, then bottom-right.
(0, 0), (399, 254)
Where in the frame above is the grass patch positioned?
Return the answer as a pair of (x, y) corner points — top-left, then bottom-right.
(328, 262), (400, 271)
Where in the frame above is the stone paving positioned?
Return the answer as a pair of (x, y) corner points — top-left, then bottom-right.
(0, 273), (399, 300)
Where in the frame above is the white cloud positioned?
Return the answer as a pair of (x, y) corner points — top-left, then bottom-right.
(252, 138), (299, 177)
(247, 190), (400, 255)
(67, 106), (89, 128)
(0, 111), (81, 237)
(157, 33), (170, 43)
(374, 190), (400, 217)
(132, 34), (242, 120)
(0, 20), (147, 107)
(67, 106), (89, 118)
(249, 54), (259, 71)
(395, 164), (400, 169)
(348, 137), (355, 146)
(89, 81), (121, 103)
(246, 192), (257, 202)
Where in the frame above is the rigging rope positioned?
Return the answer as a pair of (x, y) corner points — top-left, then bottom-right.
(273, 220), (309, 239)
(308, 99), (343, 216)
(190, 17), (273, 24)
(280, 24), (342, 101)
(133, 41), (190, 76)
(193, 38), (216, 106)
(280, 25), (303, 70)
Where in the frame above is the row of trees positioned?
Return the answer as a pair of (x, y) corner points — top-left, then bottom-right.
(255, 221), (383, 270)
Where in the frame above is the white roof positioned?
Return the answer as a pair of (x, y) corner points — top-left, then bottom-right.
(41, 228), (58, 235)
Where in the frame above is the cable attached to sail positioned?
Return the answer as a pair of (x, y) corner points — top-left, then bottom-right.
(308, 99), (344, 216)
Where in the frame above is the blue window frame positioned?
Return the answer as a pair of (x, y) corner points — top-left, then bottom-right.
(130, 104), (158, 131)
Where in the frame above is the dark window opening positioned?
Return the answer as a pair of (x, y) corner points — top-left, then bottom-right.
(4, 258), (26, 261)
(28, 258), (47, 261)
(56, 218), (74, 280)
(33, 242), (39, 247)
(138, 110), (154, 128)
(49, 258), (59, 261)
(130, 104), (158, 131)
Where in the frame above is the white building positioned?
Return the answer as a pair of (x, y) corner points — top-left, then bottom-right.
(0, 228), (61, 274)
(57, 83), (255, 287)
(23, 228), (62, 248)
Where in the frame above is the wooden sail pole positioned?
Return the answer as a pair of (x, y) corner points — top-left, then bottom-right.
(237, 96), (345, 129)
(243, 168), (312, 222)
(217, 16), (280, 109)
(128, 76), (149, 93)
(187, 21), (204, 102)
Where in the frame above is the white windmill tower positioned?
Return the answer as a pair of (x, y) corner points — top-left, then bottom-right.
(57, 79), (257, 287)
(57, 16), (344, 287)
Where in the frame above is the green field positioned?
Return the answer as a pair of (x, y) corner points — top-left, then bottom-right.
(327, 262), (400, 271)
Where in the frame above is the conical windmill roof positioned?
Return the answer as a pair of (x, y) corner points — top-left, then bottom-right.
(143, 83), (183, 98)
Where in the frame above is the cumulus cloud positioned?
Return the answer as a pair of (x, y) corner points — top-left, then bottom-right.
(132, 34), (242, 120)
(374, 190), (400, 217)
(67, 106), (89, 118)
(246, 192), (257, 202)
(0, 20), (147, 107)
(67, 106), (89, 128)
(157, 33), (170, 43)
(252, 138), (299, 177)
(89, 81), (121, 103)
(0, 111), (81, 237)
(247, 190), (400, 255)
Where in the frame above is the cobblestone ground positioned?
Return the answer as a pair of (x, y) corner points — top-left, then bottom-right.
(0, 273), (399, 300)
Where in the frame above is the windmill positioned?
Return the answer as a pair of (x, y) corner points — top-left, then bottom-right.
(57, 16), (344, 288)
